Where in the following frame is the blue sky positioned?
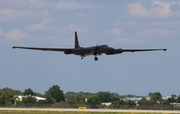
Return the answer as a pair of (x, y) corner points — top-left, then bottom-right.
(0, 0), (180, 96)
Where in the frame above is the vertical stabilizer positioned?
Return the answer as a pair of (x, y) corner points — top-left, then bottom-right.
(75, 31), (80, 48)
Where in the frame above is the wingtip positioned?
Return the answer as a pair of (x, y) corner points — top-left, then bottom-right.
(164, 49), (167, 51)
(12, 46), (15, 49)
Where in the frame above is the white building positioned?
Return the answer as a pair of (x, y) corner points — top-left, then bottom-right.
(162, 96), (173, 100)
(101, 102), (112, 106)
(124, 97), (142, 103)
(16, 95), (46, 102)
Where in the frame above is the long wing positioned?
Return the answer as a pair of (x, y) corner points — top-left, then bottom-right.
(12, 46), (73, 52)
(122, 49), (167, 52)
(105, 48), (167, 55)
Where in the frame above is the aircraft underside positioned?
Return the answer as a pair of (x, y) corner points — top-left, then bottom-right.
(74, 52), (100, 61)
(80, 55), (99, 61)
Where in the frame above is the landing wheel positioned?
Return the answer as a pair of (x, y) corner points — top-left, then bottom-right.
(94, 56), (98, 61)
(81, 56), (83, 59)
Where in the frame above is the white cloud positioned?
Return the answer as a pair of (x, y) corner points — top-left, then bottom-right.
(127, 21), (137, 26)
(28, 0), (53, 9)
(56, 1), (100, 10)
(0, 1), (100, 23)
(74, 13), (86, 18)
(0, 0), (53, 9)
(0, 8), (27, 21)
(112, 28), (124, 37)
(0, 0), (27, 9)
(138, 28), (178, 38)
(103, 28), (146, 45)
(104, 28), (124, 37)
(58, 24), (87, 33)
(111, 38), (145, 45)
(152, 1), (171, 17)
(143, 20), (180, 27)
(0, 28), (3, 37)
(127, 1), (180, 18)
(28, 19), (52, 31)
(127, 3), (148, 17)
(0, 28), (27, 41)
(1, 1), (101, 10)
(0, 8), (49, 22)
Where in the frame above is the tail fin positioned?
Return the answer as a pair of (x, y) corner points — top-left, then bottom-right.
(75, 31), (80, 48)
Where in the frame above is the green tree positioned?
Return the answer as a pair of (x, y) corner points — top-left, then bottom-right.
(34, 92), (43, 97)
(87, 95), (101, 105)
(23, 88), (34, 96)
(151, 92), (162, 102)
(0, 90), (15, 105)
(44, 93), (55, 104)
(177, 95), (180, 103)
(66, 93), (76, 104)
(126, 100), (136, 108)
(110, 93), (120, 98)
(111, 97), (120, 102)
(111, 96), (120, 108)
(78, 92), (94, 98)
(0, 90), (5, 104)
(167, 95), (176, 103)
(75, 93), (85, 104)
(138, 97), (148, 106)
(45, 85), (65, 102)
(22, 96), (37, 103)
(113, 99), (126, 108)
(65, 92), (76, 98)
(96, 91), (111, 102)
(111, 100), (120, 108)
(1, 87), (22, 95)
(148, 92), (153, 97)
(119, 100), (125, 105)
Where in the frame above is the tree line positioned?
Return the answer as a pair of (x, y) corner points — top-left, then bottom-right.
(0, 85), (180, 110)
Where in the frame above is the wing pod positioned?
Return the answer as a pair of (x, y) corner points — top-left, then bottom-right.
(105, 49), (123, 55)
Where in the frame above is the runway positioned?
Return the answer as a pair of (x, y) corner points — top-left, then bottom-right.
(0, 108), (180, 113)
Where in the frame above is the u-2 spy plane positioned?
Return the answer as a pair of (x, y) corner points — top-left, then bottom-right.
(13, 31), (166, 61)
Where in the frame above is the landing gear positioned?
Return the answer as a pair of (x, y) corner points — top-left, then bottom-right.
(93, 52), (98, 61)
(80, 55), (98, 61)
(94, 56), (98, 61)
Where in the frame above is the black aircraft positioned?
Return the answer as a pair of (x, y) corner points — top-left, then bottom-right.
(13, 31), (166, 61)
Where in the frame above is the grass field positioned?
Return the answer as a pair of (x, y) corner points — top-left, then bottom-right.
(0, 110), (175, 114)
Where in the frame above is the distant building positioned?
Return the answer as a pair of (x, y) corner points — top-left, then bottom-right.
(145, 96), (151, 100)
(162, 96), (173, 100)
(101, 102), (112, 106)
(16, 95), (46, 102)
(124, 97), (142, 103)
